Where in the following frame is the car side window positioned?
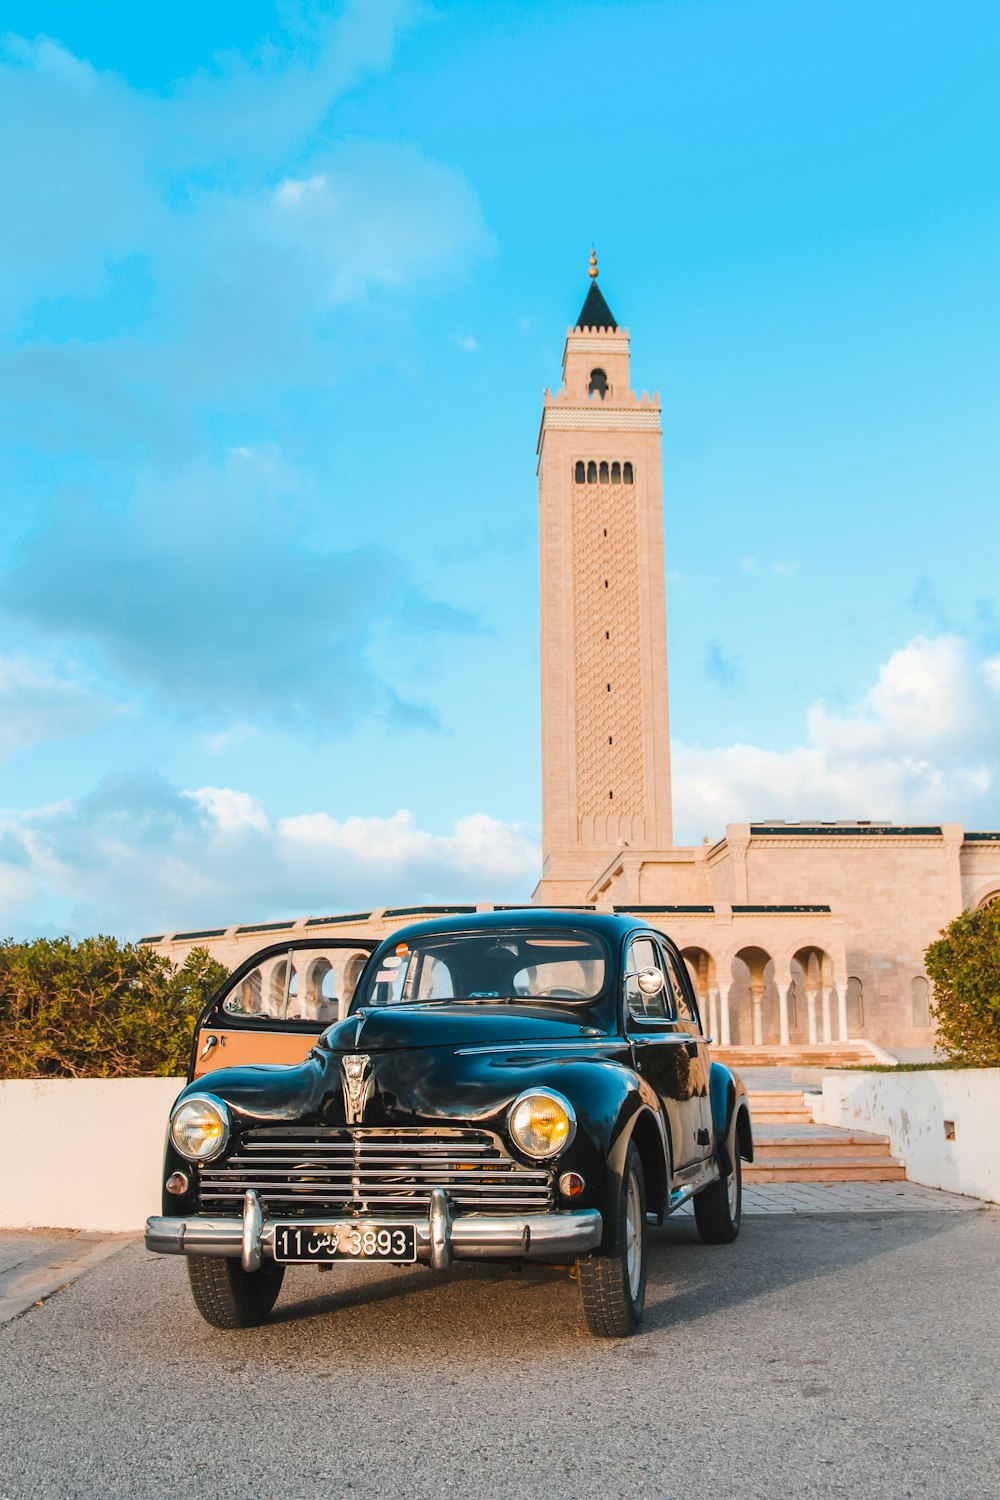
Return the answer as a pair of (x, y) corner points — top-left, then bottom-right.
(624, 937), (673, 1022)
(664, 948), (703, 1035)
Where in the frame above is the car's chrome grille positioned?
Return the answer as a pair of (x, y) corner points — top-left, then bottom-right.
(198, 1127), (553, 1215)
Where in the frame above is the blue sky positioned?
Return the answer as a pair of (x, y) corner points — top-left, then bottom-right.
(1, 0), (998, 937)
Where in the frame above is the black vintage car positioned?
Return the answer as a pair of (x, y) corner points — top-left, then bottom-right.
(146, 910), (753, 1338)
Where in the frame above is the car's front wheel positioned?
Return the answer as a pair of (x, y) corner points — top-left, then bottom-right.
(186, 1255), (285, 1329)
(693, 1147), (742, 1244)
(577, 1141), (647, 1338)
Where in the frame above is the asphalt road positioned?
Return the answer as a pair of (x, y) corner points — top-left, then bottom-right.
(1, 1209), (998, 1500)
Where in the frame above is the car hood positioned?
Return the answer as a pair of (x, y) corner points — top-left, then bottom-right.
(319, 1001), (606, 1054)
(178, 1002), (625, 1132)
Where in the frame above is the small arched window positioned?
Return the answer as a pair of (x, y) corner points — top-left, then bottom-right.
(611, 461), (621, 483)
(587, 461), (597, 484)
(623, 462), (634, 484)
(599, 461), (609, 483)
(574, 461), (585, 483)
(911, 976), (930, 1027)
(588, 368), (608, 397)
(846, 976), (864, 1030)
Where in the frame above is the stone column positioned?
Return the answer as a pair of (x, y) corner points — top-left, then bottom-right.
(821, 988), (832, 1045)
(835, 985), (848, 1042)
(805, 988), (818, 1046)
(751, 982), (764, 1047)
(773, 966), (792, 1047)
(719, 984), (732, 1047)
(258, 959), (280, 1016)
(708, 984), (720, 1043)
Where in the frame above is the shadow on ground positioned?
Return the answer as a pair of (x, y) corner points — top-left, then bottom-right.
(132, 1206), (983, 1364)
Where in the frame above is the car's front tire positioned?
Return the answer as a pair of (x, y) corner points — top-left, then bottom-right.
(186, 1255), (285, 1329)
(577, 1141), (647, 1338)
(693, 1147), (742, 1244)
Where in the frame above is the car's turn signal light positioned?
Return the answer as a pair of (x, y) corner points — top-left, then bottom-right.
(559, 1172), (585, 1199)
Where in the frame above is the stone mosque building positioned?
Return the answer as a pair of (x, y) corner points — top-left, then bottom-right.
(146, 263), (1000, 1058)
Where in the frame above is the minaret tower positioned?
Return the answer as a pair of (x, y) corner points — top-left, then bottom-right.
(534, 255), (673, 903)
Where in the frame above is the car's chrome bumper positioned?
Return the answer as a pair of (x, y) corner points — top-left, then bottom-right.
(145, 1188), (602, 1272)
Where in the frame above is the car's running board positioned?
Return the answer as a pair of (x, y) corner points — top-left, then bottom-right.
(666, 1185), (697, 1215)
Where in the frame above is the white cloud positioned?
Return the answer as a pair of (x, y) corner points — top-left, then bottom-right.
(186, 786), (269, 833)
(0, 656), (114, 761)
(0, 773), (540, 938)
(2, 448), (474, 729)
(0, 18), (489, 380)
(674, 634), (1000, 839)
(204, 724), (259, 754)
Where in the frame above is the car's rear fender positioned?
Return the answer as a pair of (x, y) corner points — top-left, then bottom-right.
(709, 1060), (754, 1176)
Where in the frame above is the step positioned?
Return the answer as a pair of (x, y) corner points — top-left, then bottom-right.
(720, 1053), (873, 1069)
(745, 1157), (906, 1183)
(747, 1091), (813, 1119)
(748, 1099), (813, 1110)
(754, 1137), (895, 1160)
(746, 1090), (810, 1102)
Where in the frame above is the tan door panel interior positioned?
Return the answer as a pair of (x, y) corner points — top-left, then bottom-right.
(193, 1027), (316, 1076)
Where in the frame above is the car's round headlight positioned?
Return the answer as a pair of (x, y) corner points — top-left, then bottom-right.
(169, 1094), (230, 1163)
(507, 1089), (576, 1159)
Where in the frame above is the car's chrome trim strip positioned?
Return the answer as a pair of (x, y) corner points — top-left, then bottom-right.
(454, 1041), (613, 1056)
(145, 1208), (602, 1264)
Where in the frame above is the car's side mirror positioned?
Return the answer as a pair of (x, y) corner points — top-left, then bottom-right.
(636, 968), (665, 997)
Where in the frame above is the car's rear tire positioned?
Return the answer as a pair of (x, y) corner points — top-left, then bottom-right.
(693, 1146), (742, 1244)
(186, 1255), (285, 1329)
(577, 1141), (647, 1338)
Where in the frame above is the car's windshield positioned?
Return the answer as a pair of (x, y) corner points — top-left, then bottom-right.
(357, 929), (608, 1007)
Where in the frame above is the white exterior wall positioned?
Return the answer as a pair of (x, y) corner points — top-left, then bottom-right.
(0, 1078), (183, 1232)
(813, 1069), (1000, 1203)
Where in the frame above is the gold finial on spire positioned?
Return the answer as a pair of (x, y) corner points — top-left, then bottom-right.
(588, 247), (598, 280)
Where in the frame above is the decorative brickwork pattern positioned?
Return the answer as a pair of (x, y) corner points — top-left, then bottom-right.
(572, 478), (645, 841)
(543, 407), (661, 430)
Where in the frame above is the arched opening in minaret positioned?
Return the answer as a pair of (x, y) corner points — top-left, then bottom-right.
(587, 461), (597, 483)
(599, 461), (609, 483)
(588, 368), (608, 398)
(574, 461), (585, 483)
(611, 461), (621, 483)
(623, 461), (634, 484)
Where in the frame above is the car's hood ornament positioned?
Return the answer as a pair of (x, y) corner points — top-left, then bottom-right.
(342, 1053), (374, 1125)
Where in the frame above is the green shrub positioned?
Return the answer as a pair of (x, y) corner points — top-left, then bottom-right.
(925, 905), (1000, 1068)
(0, 935), (229, 1079)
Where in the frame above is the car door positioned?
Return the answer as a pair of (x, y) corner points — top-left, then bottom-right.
(623, 933), (705, 1174)
(659, 939), (713, 1159)
(190, 937), (378, 1080)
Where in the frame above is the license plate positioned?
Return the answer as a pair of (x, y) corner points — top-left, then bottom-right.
(272, 1222), (416, 1264)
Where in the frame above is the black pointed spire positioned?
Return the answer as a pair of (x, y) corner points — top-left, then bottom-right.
(576, 281), (618, 330)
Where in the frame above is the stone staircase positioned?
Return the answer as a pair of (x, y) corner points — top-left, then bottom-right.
(714, 1042), (883, 1069)
(744, 1089), (906, 1184)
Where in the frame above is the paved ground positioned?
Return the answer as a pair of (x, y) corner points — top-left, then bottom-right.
(1, 1197), (997, 1500)
(740, 1181), (981, 1213)
(0, 1229), (132, 1324)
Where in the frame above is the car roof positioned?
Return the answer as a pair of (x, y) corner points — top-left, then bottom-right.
(380, 907), (656, 950)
